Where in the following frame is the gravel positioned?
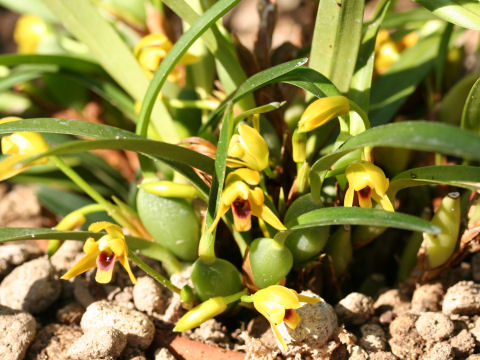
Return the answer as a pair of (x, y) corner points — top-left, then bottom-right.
(0, 256), (61, 313)
(0, 305), (36, 360)
(68, 327), (127, 360)
(442, 281), (480, 316)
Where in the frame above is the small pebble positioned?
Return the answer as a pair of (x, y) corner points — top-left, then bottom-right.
(415, 312), (454, 342)
(374, 289), (409, 317)
(81, 300), (155, 349)
(277, 291), (337, 348)
(359, 323), (386, 352)
(470, 317), (480, 341)
(389, 314), (425, 360)
(0, 243), (42, 277)
(369, 351), (398, 360)
(68, 327), (127, 360)
(27, 323), (82, 360)
(422, 342), (454, 360)
(154, 347), (177, 360)
(335, 292), (374, 326)
(56, 302), (84, 325)
(411, 283), (443, 313)
(0, 305), (36, 360)
(442, 281), (480, 316)
(450, 329), (475, 358)
(50, 240), (83, 273)
(133, 276), (165, 314)
(0, 256), (61, 313)
(349, 345), (369, 360)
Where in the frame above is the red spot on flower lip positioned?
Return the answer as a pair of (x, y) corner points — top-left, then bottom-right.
(233, 199), (251, 218)
(97, 251), (115, 271)
(284, 308), (294, 322)
(358, 186), (372, 199)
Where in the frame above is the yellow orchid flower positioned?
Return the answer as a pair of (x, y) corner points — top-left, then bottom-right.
(344, 160), (394, 212)
(208, 168), (286, 233)
(297, 96), (350, 133)
(0, 117), (50, 181)
(14, 14), (49, 54)
(173, 297), (228, 332)
(227, 123), (269, 171)
(252, 285), (319, 350)
(61, 222), (136, 284)
(133, 33), (199, 81)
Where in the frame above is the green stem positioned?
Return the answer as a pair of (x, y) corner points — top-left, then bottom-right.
(50, 155), (127, 227)
(128, 249), (181, 293)
(224, 289), (248, 305)
(76, 203), (105, 216)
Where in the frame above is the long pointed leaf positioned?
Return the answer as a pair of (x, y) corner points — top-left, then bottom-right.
(461, 76), (480, 134)
(309, 0), (365, 92)
(291, 207), (440, 234)
(415, 0), (480, 30)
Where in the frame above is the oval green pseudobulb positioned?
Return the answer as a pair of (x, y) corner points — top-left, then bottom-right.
(136, 188), (200, 261)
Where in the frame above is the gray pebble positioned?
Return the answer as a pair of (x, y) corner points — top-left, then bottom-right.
(154, 347), (177, 360)
(133, 276), (165, 314)
(389, 314), (425, 359)
(422, 342), (454, 360)
(0, 305), (36, 360)
(336, 292), (374, 326)
(0, 243), (42, 277)
(0, 256), (61, 313)
(415, 312), (454, 342)
(450, 329), (475, 358)
(442, 281), (480, 316)
(369, 351), (398, 360)
(81, 300), (155, 349)
(277, 291), (337, 348)
(68, 327), (127, 360)
(359, 323), (386, 352)
(411, 283), (443, 313)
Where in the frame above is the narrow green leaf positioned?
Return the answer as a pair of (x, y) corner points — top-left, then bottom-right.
(349, 0), (390, 111)
(0, 54), (104, 74)
(310, 121), (480, 199)
(25, 139), (214, 176)
(415, 0), (480, 30)
(0, 70), (48, 92)
(389, 165), (480, 196)
(382, 7), (436, 28)
(291, 207), (440, 234)
(136, 0), (241, 138)
(370, 32), (441, 126)
(309, 0), (365, 92)
(439, 73), (479, 126)
(43, 0), (176, 141)
(0, 118), (138, 139)
(461, 76), (480, 134)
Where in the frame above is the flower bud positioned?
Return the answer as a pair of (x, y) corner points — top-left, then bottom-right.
(174, 296), (228, 331)
(297, 96), (350, 133)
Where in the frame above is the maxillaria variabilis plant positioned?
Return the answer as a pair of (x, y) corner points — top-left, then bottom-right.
(1, 0), (480, 350)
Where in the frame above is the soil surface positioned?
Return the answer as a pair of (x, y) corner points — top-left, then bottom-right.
(2, 184), (480, 360)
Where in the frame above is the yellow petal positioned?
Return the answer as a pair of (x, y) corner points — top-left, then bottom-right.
(372, 191), (394, 212)
(249, 189), (286, 231)
(55, 212), (86, 231)
(284, 309), (300, 329)
(222, 180), (250, 205)
(226, 168), (260, 186)
(83, 237), (99, 254)
(134, 33), (172, 57)
(61, 249), (99, 280)
(0, 154), (30, 182)
(118, 254), (137, 284)
(358, 192), (372, 208)
(298, 96), (350, 133)
(14, 15), (48, 54)
(88, 221), (122, 236)
(271, 323), (287, 350)
(254, 285), (301, 309)
(95, 267), (114, 284)
(346, 161), (389, 195)
(344, 186), (355, 207)
(235, 124), (269, 171)
(297, 294), (320, 304)
(207, 203), (231, 233)
(254, 300), (286, 324)
(100, 236), (126, 257)
(227, 134), (244, 158)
